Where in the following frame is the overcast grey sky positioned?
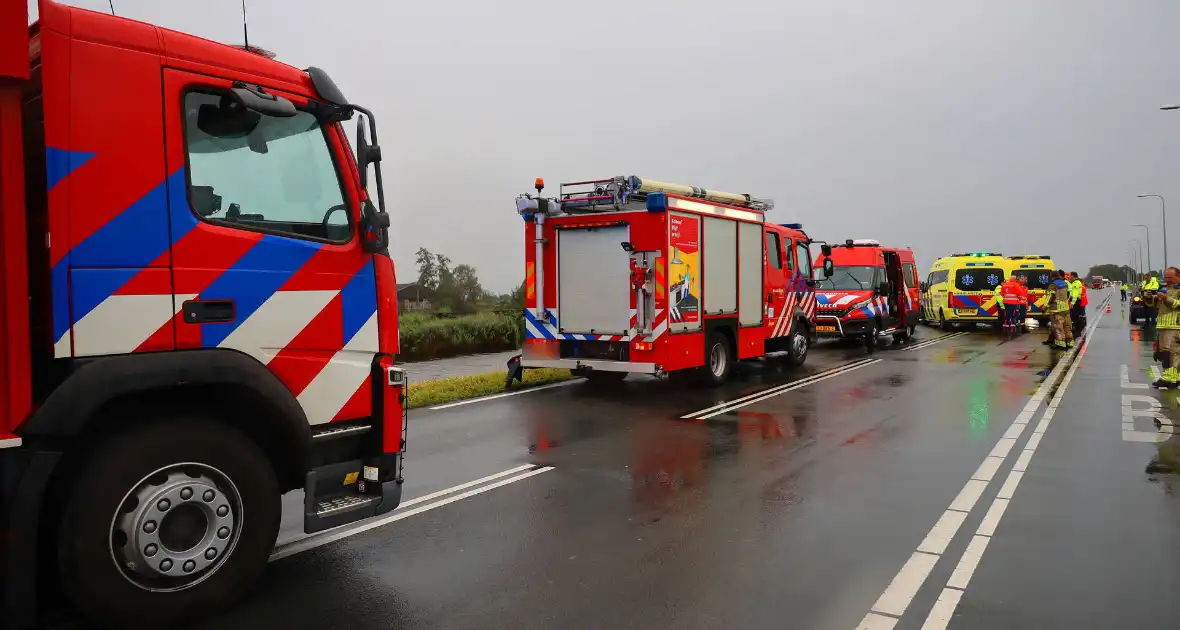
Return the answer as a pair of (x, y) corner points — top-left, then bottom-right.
(31, 0), (1180, 290)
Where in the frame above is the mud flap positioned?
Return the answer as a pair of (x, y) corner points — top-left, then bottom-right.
(506, 354), (523, 390)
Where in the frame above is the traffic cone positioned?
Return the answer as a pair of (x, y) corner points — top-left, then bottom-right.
(1106, 304), (1112, 313)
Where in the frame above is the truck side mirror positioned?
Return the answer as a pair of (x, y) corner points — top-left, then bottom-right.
(919, 282), (928, 292)
(823, 259), (834, 278)
(878, 281), (890, 296)
(820, 244), (832, 257)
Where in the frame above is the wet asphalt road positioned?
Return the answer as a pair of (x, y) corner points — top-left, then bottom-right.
(120, 290), (1180, 629)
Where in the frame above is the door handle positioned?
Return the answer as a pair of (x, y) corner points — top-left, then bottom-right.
(183, 299), (236, 324)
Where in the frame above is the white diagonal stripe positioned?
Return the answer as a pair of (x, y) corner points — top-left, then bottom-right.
(298, 312), (379, 425)
(219, 290), (338, 363)
(73, 293), (191, 357)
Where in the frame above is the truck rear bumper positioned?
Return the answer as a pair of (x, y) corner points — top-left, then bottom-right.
(522, 358), (659, 374)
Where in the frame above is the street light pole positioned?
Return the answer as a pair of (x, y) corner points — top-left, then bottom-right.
(1134, 224), (1152, 274)
(1139, 192), (1168, 270)
(1131, 240), (1144, 281)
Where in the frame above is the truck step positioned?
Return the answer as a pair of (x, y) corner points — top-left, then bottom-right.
(311, 424), (371, 442)
(315, 493), (377, 516)
(303, 459), (403, 534)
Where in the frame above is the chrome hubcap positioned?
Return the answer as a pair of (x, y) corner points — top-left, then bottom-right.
(710, 343), (727, 376)
(111, 464), (242, 593)
(792, 332), (808, 357)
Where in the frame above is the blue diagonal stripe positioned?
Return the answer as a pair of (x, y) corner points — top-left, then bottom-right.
(45, 147), (95, 190)
(340, 261), (377, 345)
(198, 235), (323, 348)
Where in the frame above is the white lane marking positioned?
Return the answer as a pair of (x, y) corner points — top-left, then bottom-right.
(858, 297), (1113, 627)
(1001, 422), (1026, 440)
(1025, 432), (1043, 452)
(921, 587), (965, 629)
(947, 479), (988, 513)
(970, 456), (1004, 482)
(917, 510), (968, 555)
(270, 466), (554, 561)
(989, 438), (1017, 459)
(1121, 364), (1149, 389)
(1012, 449), (1034, 472)
(693, 359), (883, 420)
(428, 379), (583, 410)
(915, 297), (1109, 629)
(870, 551), (941, 617)
(856, 613), (899, 630)
(903, 331), (969, 351)
(994, 470), (1023, 502)
(976, 498), (1009, 537)
(683, 358), (878, 418)
(398, 464), (535, 509)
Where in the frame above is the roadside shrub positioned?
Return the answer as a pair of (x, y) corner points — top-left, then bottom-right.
(398, 312), (522, 361)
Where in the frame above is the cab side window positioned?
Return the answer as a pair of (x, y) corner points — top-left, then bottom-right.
(183, 91), (351, 242)
(903, 262), (918, 288)
(766, 233), (782, 269)
(795, 242), (811, 278)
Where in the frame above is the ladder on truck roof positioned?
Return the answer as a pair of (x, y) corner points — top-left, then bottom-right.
(555, 175), (774, 214)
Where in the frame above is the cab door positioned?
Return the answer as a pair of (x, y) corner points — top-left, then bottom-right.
(763, 229), (789, 338)
(162, 69), (378, 425)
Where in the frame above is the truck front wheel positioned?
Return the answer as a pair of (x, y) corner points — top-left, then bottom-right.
(786, 322), (809, 367)
(57, 418), (281, 629)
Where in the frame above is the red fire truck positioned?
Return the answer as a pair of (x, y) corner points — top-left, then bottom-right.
(515, 176), (822, 385)
(2, 2), (404, 627)
(813, 239), (921, 351)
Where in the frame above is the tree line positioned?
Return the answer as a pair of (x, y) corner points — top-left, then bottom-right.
(1084, 264), (1145, 283)
(414, 248), (525, 315)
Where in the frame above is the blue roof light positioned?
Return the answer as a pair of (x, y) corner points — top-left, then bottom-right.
(782, 223), (803, 229)
(646, 193), (668, 213)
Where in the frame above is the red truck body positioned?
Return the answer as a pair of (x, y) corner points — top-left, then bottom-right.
(517, 176), (818, 383)
(1, 2), (402, 627)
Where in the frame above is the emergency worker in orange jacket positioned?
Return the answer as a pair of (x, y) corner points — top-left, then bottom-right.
(998, 276), (1025, 331)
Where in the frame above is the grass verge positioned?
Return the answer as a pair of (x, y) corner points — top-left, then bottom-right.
(407, 368), (577, 410)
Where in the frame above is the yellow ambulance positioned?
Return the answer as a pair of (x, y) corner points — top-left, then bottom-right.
(1001, 255), (1057, 324)
(920, 253), (1007, 330)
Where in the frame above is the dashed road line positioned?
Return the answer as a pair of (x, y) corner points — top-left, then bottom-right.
(916, 304), (1104, 630)
(681, 358), (880, 419)
(270, 464), (555, 561)
(685, 358), (883, 420)
(903, 331), (969, 352)
(856, 297), (1109, 630)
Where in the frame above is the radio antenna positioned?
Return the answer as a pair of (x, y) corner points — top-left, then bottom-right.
(240, 0), (249, 49)
(108, 0), (115, 15)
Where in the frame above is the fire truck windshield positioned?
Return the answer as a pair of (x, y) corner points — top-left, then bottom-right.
(814, 265), (878, 291)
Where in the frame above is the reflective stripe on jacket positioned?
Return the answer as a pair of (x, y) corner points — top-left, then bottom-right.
(999, 280), (1023, 304)
(1157, 287), (1180, 329)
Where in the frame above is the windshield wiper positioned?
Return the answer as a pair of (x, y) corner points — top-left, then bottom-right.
(841, 271), (866, 289)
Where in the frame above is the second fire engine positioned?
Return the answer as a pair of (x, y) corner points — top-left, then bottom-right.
(515, 176), (824, 385)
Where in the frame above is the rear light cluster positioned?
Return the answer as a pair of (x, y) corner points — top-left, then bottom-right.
(632, 341), (653, 352)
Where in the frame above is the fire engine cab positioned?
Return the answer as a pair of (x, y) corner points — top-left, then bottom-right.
(515, 176), (822, 385)
(813, 240), (921, 350)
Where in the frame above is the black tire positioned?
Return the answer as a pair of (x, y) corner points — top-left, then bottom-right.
(582, 370), (627, 385)
(939, 310), (952, 332)
(865, 322), (879, 353)
(786, 320), (809, 367)
(703, 331), (734, 386)
(57, 418), (281, 629)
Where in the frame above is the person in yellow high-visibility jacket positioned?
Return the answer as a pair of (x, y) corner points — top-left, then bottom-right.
(1152, 267), (1180, 389)
(1045, 270), (1073, 349)
(1143, 272), (1161, 325)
